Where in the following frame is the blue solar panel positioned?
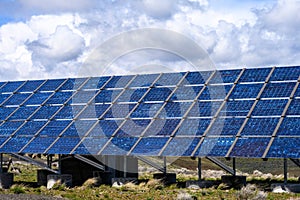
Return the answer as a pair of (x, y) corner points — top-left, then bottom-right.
(240, 117), (279, 136)
(251, 99), (288, 116)
(17, 80), (44, 92)
(31, 106), (60, 119)
(0, 136), (32, 153)
(80, 76), (111, 90)
(53, 105), (85, 119)
(95, 90), (122, 103)
(170, 86), (202, 101)
(104, 75), (134, 88)
(24, 92), (52, 105)
(114, 119), (150, 137)
(209, 69), (241, 84)
(3, 93), (31, 105)
(0, 107), (17, 120)
(143, 87), (174, 102)
(261, 82), (295, 98)
(155, 73), (184, 86)
(39, 120), (71, 137)
(45, 92), (72, 105)
(239, 68), (271, 82)
(207, 118), (244, 136)
(267, 137), (300, 158)
(0, 82), (6, 89)
(77, 104), (110, 119)
(59, 78), (87, 91)
(195, 137), (235, 157)
(64, 120), (96, 137)
(220, 100), (254, 116)
(0, 94), (10, 105)
(74, 137), (109, 154)
(188, 101), (222, 117)
(199, 85), (232, 100)
(144, 119), (181, 136)
(130, 103), (163, 118)
(102, 137), (138, 155)
(38, 79), (65, 91)
(129, 74), (159, 87)
(230, 137), (270, 157)
(104, 104), (135, 118)
(22, 136), (56, 153)
(47, 137), (81, 154)
(162, 137), (201, 156)
(131, 137), (169, 155)
(269, 66), (300, 81)
(116, 88), (147, 102)
(175, 118), (211, 136)
(276, 117), (300, 136)
(0, 121), (23, 136)
(286, 99), (300, 115)
(0, 81), (24, 93)
(230, 83), (263, 99)
(14, 121), (47, 136)
(8, 106), (38, 120)
(184, 71), (212, 85)
(158, 102), (192, 118)
(98, 120), (122, 137)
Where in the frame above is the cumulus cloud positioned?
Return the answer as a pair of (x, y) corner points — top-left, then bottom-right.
(0, 0), (299, 81)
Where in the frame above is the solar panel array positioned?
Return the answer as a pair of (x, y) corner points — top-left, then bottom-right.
(0, 66), (299, 158)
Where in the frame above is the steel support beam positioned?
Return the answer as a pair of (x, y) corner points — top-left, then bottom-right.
(290, 158), (300, 168)
(10, 153), (59, 174)
(284, 158), (288, 185)
(74, 155), (105, 171)
(206, 157), (235, 175)
(198, 157), (201, 181)
(136, 156), (165, 173)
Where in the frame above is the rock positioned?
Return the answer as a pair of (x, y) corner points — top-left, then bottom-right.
(112, 181), (123, 188)
(253, 170), (263, 177)
(261, 173), (273, 179)
(272, 186), (290, 193)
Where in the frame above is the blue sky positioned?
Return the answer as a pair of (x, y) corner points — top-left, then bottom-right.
(0, 0), (299, 81)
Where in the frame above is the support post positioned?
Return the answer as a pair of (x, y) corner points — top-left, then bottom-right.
(0, 154), (3, 173)
(124, 156), (127, 178)
(198, 157), (201, 181)
(233, 157), (236, 176)
(284, 158), (288, 185)
(163, 157), (167, 175)
(58, 154), (62, 175)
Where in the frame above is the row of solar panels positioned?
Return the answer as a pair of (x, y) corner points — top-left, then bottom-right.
(0, 66), (300, 95)
(0, 66), (299, 158)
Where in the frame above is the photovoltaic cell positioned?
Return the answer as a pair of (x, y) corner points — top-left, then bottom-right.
(45, 92), (72, 105)
(129, 74), (159, 87)
(102, 137), (138, 155)
(114, 119), (150, 137)
(230, 137), (270, 157)
(229, 83), (263, 99)
(0, 121), (24, 136)
(80, 76), (111, 90)
(195, 137), (235, 157)
(104, 104), (135, 118)
(39, 120), (71, 137)
(267, 137), (300, 158)
(22, 136), (57, 153)
(143, 87), (173, 102)
(74, 137), (109, 154)
(24, 92), (52, 105)
(0, 107), (17, 120)
(130, 103), (163, 118)
(251, 99), (288, 116)
(170, 86), (202, 101)
(175, 118), (211, 136)
(131, 137), (169, 155)
(286, 99), (300, 115)
(104, 75), (134, 88)
(0, 81), (25, 93)
(269, 66), (300, 81)
(220, 100), (254, 116)
(3, 93), (31, 105)
(38, 79), (65, 91)
(59, 78), (87, 91)
(260, 82), (295, 98)
(53, 105), (85, 119)
(98, 120), (122, 137)
(116, 88), (147, 103)
(162, 137), (201, 156)
(47, 137), (81, 154)
(8, 106), (38, 120)
(77, 104), (110, 119)
(276, 117), (300, 136)
(206, 118), (244, 136)
(0, 136), (32, 153)
(184, 71), (212, 85)
(187, 101), (222, 117)
(17, 80), (44, 92)
(14, 121), (47, 136)
(95, 90), (122, 103)
(158, 102), (192, 118)
(199, 85), (232, 100)
(0, 94), (10, 105)
(31, 106), (60, 119)
(240, 117), (279, 136)
(239, 68), (271, 82)
(155, 73), (184, 86)
(209, 69), (241, 84)
(144, 119), (181, 136)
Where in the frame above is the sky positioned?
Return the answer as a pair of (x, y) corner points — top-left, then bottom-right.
(0, 0), (299, 81)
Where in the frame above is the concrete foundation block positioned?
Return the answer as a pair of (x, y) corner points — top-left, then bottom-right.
(221, 175), (246, 188)
(271, 183), (300, 193)
(111, 177), (138, 185)
(186, 180), (215, 189)
(37, 170), (54, 186)
(0, 173), (13, 189)
(93, 171), (112, 185)
(47, 174), (72, 189)
(153, 173), (176, 185)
